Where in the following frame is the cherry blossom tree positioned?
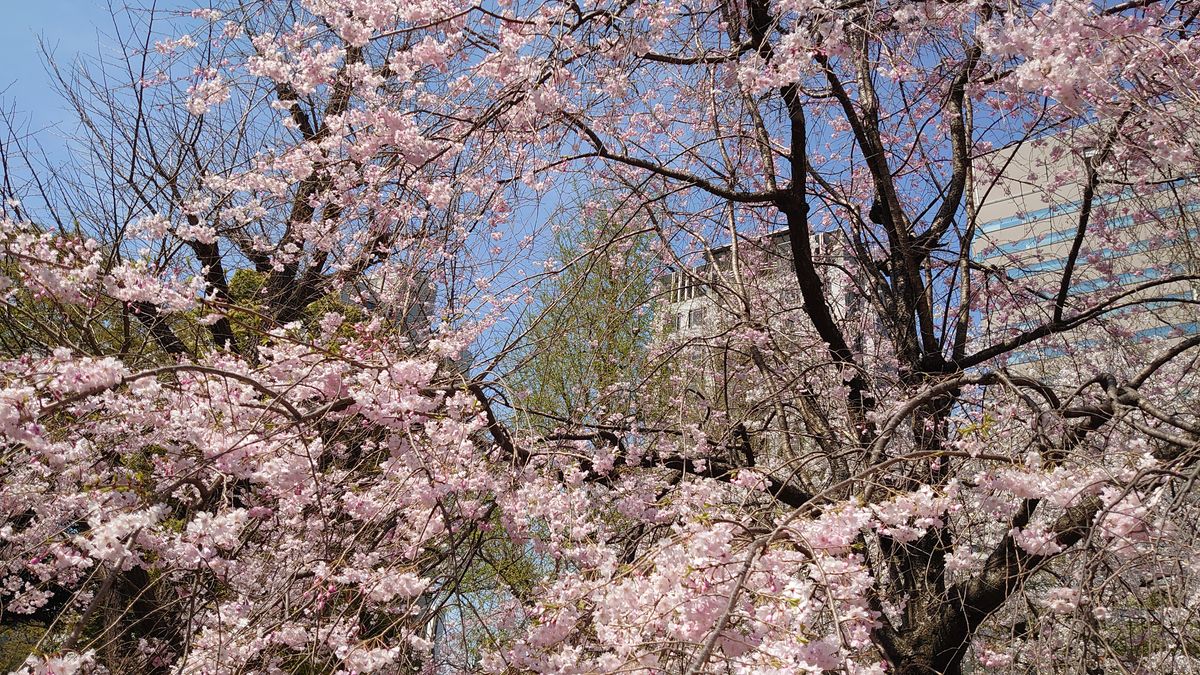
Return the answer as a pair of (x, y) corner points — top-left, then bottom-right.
(1, 0), (1200, 673)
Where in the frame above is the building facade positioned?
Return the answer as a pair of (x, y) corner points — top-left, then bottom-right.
(651, 229), (867, 471)
(971, 131), (1200, 377)
(655, 230), (856, 338)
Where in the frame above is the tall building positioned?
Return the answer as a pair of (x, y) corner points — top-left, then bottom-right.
(971, 131), (1200, 375)
(655, 229), (856, 338)
(651, 229), (865, 469)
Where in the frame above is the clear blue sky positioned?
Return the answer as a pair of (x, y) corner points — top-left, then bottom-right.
(0, 2), (116, 136)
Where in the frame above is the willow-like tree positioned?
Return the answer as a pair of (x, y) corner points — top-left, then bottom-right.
(506, 201), (659, 432)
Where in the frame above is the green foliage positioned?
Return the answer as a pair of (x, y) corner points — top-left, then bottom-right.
(0, 258), (129, 359)
(223, 268), (365, 347)
(0, 624), (46, 671)
(222, 269), (269, 351)
(459, 529), (540, 599)
(508, 209), (658, 431)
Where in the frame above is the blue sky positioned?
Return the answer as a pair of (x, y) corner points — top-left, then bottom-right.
(0, 2), (115, 136)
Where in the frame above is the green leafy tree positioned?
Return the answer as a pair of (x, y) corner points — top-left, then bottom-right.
(506, 207), (659, 432)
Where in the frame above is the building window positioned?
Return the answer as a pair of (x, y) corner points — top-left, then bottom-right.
(668, 271), (710, 303)
(688, 307), (706, 328)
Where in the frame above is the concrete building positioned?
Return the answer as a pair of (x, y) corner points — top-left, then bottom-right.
(971, 131), (1200, 376)
(651, 229), (867, 470)
(655, 229), (856, 338)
